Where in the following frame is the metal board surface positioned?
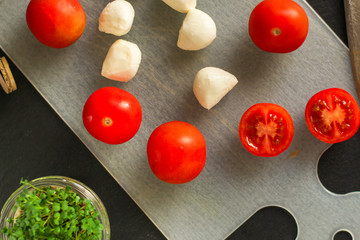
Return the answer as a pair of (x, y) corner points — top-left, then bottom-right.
(0, 0), (359, 239)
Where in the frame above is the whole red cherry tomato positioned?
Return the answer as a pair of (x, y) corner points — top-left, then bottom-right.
(82, 87), (142, 145)
(248, 0), (309, 53)
(239, 103), (294, 157)
(147, 121), (206, 184)
(305, 88), (360, 144)
(26, 0), (86, 48)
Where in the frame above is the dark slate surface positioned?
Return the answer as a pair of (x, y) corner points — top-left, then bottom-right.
(0, 0), (358, 239)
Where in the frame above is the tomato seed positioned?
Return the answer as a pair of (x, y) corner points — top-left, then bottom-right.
(248, 124), (255, 130)
(313, 104), (320, 112)
(340, 123), (351, 130)
(273, 138), (280, 145)
(346, 101), (351, 108)
(322, 126), (332, 133)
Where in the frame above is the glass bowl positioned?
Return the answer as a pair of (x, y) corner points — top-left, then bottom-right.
(0, 176), (110, 239)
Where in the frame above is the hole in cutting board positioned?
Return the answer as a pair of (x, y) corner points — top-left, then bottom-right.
(333, 230), (353, 240)
(317, 131), (360, 194)
(226, 206), (297, 239)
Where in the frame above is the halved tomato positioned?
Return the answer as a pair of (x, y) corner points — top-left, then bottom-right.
(239, 103), (294, 157)
(305, 88), (360, 144)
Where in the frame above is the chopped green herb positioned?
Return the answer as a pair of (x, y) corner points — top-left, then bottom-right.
(1, 179), (103, 240)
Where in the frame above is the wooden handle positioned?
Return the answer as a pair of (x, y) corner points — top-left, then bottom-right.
(0, 56), (17, 94)
(345, 0), (360, 99)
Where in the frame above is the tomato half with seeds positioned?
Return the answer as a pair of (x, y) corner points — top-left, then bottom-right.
(239, 103), (294, 157)
(305, 88), (360, 144)
(248, 0), (309, 53)
(82, 87), (142, 144)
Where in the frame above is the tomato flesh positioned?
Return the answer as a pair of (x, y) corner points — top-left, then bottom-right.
(239, 103), (294, 157)
(147, 121), (206, 184)
(82, 87), (142, 145)
(248, 0), (309, 53)
(305, 88), (360, 143)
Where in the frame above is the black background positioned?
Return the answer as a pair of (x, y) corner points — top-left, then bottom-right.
(0, 0), (358, 239)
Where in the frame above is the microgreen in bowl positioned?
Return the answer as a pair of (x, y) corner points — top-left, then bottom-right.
(0, 177), (110, 240)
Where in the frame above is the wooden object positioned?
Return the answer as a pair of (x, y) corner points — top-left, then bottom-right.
(345, 0), (360, 98)
(0, 57), (17, 94)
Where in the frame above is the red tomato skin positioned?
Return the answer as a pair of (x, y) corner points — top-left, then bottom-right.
(305, 88), (360, 144)
(82, 87), (142, 145)
(26, 0), (86, 48)
(239, 103), (294, 157)
(248, 0), (309, 53)
(147, 121), (206, 184)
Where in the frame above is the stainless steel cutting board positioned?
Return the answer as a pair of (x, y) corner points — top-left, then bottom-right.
(1, 0), (359, 239)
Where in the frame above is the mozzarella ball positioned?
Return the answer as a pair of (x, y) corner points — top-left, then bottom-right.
(177, 8), (216, 51)
(193, 67), (238, 109)
(99, 0), (135, 37)
(101, 39), (142, 82)
(162, 0), (196, 13)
